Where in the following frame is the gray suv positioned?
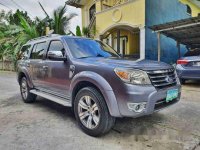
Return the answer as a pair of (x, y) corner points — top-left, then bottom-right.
(17, 35), (181, 136)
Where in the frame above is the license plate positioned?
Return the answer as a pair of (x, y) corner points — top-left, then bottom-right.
(166, 89), (178, 103)
(193, 62), (200, 67)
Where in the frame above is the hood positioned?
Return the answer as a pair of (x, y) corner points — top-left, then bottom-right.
(81, 57), (173, 71)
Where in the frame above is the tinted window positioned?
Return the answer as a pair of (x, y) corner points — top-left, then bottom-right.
(48, 40), (65, 57)
(19, 45), (31, 60)
(31, 42), (46, 59)
(49, 41), (64, 52)
(65, 38), (120, 59)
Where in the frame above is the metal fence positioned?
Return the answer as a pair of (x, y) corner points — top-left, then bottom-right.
(0, 61), (15, 71)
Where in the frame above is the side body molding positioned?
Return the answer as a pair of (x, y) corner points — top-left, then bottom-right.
(70, 71), (121, 117)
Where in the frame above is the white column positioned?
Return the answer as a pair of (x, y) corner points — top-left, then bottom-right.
(139, 27), (145, 60)
(157, 32), (161, 62)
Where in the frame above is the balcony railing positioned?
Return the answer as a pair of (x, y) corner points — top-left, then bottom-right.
(102, 0), (129, 10)
(113, 0), (129, 6)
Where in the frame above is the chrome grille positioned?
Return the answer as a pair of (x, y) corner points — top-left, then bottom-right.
(147, 69), (177, 89)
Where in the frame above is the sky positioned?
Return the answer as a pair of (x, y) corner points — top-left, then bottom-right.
(0, 0), (81, 33)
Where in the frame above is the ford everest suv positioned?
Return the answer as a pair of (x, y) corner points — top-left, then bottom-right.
(17, 35), (181, 137)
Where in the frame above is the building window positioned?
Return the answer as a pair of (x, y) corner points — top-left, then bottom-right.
(186, 5), (192, 16)
(89, 4), (96, 21)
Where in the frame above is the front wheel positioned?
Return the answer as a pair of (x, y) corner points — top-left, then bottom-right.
(74, 87), (115, 137)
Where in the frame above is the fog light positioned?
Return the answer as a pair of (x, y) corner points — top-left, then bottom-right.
(127, 102), (146, 113)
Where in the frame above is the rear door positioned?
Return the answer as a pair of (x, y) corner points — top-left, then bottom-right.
(29, 42), (47, 87)
(41, 40), (70, 97)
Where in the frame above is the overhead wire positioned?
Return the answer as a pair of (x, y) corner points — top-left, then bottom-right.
(9, 0), (34, 17)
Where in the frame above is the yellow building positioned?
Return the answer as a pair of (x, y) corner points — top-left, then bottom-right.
(66, 0), (200, 61)
(179, 0), (200, 17)
(66, 0), (146, 59)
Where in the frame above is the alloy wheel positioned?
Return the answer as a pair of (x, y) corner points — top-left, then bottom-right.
(78, 95), (100, 129)
(21, 79), (28, 99)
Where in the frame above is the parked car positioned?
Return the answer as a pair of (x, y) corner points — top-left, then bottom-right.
(17, 35), (181, 137)
(176, 48), (200, 84)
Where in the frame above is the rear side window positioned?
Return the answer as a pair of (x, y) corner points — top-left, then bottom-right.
(19, 45), (31, 60)
(31, 42), (47, 59)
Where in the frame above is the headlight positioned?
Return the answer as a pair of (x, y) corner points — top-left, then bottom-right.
(114, 68), (151, 85)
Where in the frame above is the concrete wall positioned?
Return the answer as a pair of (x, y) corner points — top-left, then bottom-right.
(0, 61), (15, 71)
(145, 0), (190, 63)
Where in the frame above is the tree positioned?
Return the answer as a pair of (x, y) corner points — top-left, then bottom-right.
(0, 13), (39, 70)
(76, 26), (82, 36)
(39, 2), (77, 35)
(35, 17), (46, 36)
(0, 10), (12, 23)
(9, 9), (33, 26)
(82, 26), (90, 37)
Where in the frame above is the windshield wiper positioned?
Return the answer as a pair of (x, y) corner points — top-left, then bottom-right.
(78, 56), (93, 59)
(96, 54), (104, 57)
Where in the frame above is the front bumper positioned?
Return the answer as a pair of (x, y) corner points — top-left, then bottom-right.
(116, 84), (181, 117)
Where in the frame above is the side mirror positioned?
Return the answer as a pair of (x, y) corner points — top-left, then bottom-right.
(47, 51), (67, 61)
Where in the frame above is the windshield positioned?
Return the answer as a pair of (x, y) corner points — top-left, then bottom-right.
(65, 38), (120, 59)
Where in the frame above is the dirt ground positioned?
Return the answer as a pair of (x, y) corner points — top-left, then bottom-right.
(0, 71), (200, 150)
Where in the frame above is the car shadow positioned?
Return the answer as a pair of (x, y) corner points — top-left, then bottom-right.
(34, 97), (76, 122)
(111, 113), (166, 137)
(182, 80), (200, 92)
(33, 96), (166, 138)
(184, 80), (200, 86)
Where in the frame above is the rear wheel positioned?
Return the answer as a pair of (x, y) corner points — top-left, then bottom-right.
(74, 87), (115, 137)
(20, 77), (36, 103)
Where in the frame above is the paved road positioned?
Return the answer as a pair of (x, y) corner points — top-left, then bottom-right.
(0, 71), (200, 150)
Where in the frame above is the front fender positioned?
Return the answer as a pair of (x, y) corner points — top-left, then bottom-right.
(70, 71), (121, 117)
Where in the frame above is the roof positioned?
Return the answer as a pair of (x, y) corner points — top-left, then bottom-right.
(26, 35), (92, 44)
(65, 0), (83, 8)
(150, 15), (200, 48)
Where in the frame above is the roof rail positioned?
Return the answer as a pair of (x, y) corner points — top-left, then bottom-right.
(28, 34), (60, 42)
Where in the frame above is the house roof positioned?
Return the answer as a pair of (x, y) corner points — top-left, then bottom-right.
(65, 0), (83, 8)
(150, 15), (200, 48)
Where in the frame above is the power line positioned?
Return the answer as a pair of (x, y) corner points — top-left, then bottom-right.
(9, 0), (34, 17)
(0, 2), (12, 10)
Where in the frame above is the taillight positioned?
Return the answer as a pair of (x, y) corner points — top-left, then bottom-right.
(177, 59), (189, 65)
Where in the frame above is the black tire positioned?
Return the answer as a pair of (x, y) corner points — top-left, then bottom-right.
(20, 77), (36, 103)
(74, 87), (115, 137)
(180, 79), (186, 84)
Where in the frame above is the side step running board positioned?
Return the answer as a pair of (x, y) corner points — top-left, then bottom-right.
(30, 89), (72, 107)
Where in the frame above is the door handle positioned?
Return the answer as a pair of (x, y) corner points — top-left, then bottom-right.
(42, 66), (48, 70)
(25, 60), (31, 67)
(26, 63), (30, 67)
